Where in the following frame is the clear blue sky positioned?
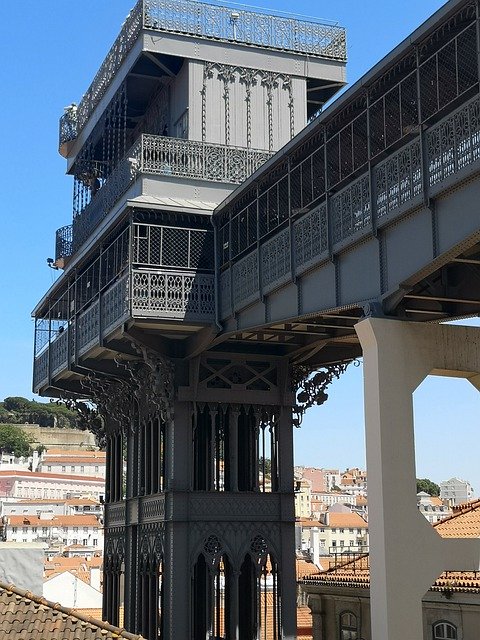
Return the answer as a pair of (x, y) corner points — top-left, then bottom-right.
(2, 0), (478, 491)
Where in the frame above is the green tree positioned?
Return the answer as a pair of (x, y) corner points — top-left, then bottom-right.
(0, 424), (33, 457)
(416, 478), (440, 496)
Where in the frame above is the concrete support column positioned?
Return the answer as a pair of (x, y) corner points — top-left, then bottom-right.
(355, 318), (480, 640)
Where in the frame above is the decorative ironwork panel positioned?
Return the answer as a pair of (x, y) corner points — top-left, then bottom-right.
(72, 148), (137, 252)
(59, 108), (78, 147)
(220, 269), (231, 319)
(232, 251), (258, 308)
(261, 227), (291, 292)
(374, 139), (422, 218)
(293, 203), (328, 274)
(139, 495), (166, 522)
(131, 269), (215, 320)
(55, 225), (73, 262)
(77, 301), (100, 354)
(75, 1), (143, 133)
(144, 0), (346, 60)
(50, 329), (69, 377)
(419, 21), (477, 123)
(190, 493), (280, 519)
(133, 223), (214, 271)
(331, 174), (370, 244)
(33, 349), (49, 391)
(101, 273), (129, 334)
(140, 134), (272, 184)
(105, 502), (127, 527)
(427, 95), (480, 188)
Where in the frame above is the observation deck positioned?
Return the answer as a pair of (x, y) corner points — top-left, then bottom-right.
(34, 0), (346, 397)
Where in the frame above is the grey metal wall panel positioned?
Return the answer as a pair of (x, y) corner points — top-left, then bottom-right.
(170, 61), (189, 133)
(299, 263), (336, 315)
(267, 282), (299, 321)
(436, 179), (480, 255)
(384, 208), (433, 290)
(236, 302), (266, 329)
(338, 239), (380, 305)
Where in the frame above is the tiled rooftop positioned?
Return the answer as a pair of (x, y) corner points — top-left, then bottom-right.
(302, 500), (480, 592)
(0, 581), (143, 639)
(327, 512), (368, 528)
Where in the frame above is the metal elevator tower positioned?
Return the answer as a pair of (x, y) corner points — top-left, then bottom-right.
(32, 1), (346, 638)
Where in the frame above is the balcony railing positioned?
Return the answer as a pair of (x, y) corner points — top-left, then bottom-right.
(60, 0), (346, 144)
(33, 268), (215, 391)
(72, 134), (273, 254)
(55, 224), (73, 263)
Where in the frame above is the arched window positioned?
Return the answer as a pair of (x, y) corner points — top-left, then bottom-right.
(340, 611), (358, 640)
(433, 621), (457, 639)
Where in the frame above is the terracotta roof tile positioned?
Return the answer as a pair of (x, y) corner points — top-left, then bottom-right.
(302, 500), (480, 593)
(0, 581), (143, 639)
(327, 512), (368, 528)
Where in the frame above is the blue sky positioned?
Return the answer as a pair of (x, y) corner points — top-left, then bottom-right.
(1, 0), (478, 490)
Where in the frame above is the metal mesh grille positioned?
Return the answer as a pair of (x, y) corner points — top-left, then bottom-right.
(133, 223), (213, 270)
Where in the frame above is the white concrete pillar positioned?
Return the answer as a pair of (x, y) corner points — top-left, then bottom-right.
(355, 318), (480, 640)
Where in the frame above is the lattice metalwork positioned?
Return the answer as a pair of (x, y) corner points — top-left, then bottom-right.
(75, 1), (143, 133)
(232, 251), (258, 307)
(140, 134), (272, 183)
(55, 225), (73, 262)
(59, 106), (78, 147)
(131, 269), (215, 319)
(261, 228), (291, 291)
(419, 21), (477, 122)
(101, 273), (129, 334)
(375, 139), (422, 218)
(144, 0), (346, 59)
(427, 94), (480, 186)
(293, 203), (328, 274)
(50, 329), (69, 377)
(218, 2), (479, 272)
(331, 175), (370, 244)
(77, 301), (100, 354)
(33, 349), (49, 390)
(72, 145), (137, 253)
(133, 223), (214, 271)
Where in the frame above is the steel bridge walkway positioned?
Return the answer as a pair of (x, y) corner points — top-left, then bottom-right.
(214, 0), (480, 369)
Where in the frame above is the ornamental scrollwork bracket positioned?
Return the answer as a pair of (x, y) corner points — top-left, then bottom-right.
(291, 361), (356, 427)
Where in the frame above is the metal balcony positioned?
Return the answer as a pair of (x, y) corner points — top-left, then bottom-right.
(71, 134), (273, 254)
(33, 268), (215, 392)
(59, 0), (346, 146)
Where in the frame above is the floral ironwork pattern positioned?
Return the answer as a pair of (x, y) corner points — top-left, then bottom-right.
(291, 362), (352, 427)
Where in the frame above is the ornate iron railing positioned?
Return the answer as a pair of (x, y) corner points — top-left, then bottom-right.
(144, 0), (346, 59)
(140, 134), (273, 183)
(221, 93), (480, 318)
(101, 273), (130, 334)
(131, 269), (215, 320)
(55, 224), (73, 262)
(50, 330), (69, 377)
(62, 0), (346, 143)
(72, 134), (272, 254)
(33, 349), (49, 390)
(59, 108), (78, 149)
(34, 265), (215, 391)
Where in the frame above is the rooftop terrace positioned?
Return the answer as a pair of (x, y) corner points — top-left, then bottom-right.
(60, 0), (347, 144)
